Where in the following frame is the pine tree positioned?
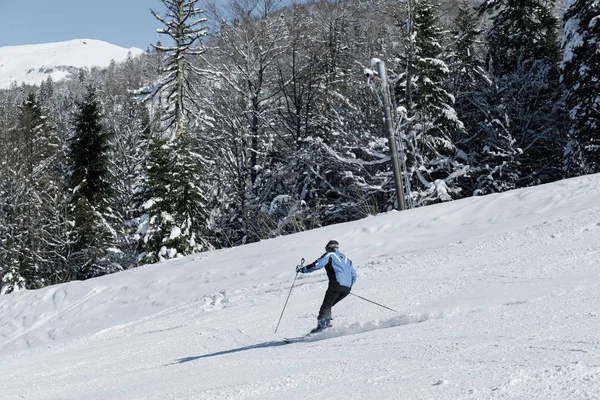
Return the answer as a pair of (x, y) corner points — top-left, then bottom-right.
(0, 264), (26, 295)
(0, 88), (65, 292)
(446, 1), (524, 195)
(448, 0), (486, 122)
(136, 0), (213, 262)
(15, 92), (57, 287)
(562, 0), (600, 174)
(98, 55), (155, 269)
(479, 0), (561, 77)
(35, 83), (82, 285)
(149, 0), (208, 140)
(395, 0), (468, 206)
(105, 96), (152, 268)
(137, 136), (211, 263)
(447, 0), (489, 195)
(0, 92), (27, 293)
(39, 76), (54, 104)
(478, 0), (564, 189)
(67, 86), (114, 279)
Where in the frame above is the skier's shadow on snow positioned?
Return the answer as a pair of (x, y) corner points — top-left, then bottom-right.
(171, 340), (288, 363)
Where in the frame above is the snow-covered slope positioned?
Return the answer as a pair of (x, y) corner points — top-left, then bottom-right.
(1, 174), (600, 399)
(0, 39), (144, 89)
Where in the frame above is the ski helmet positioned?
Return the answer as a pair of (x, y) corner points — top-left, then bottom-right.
(325, 240), (339, 251)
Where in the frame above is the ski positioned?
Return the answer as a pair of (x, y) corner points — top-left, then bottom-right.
(283, 335), (311, 343)
(284, 329), (330, 343)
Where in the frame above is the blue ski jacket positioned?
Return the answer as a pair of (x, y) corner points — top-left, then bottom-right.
(302, 249), (356, 288)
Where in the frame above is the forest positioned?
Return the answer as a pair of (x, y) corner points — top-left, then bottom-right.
(0, 0), (598, 293)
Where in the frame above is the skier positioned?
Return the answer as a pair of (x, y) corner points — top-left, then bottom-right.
(296, 240), (356, 333)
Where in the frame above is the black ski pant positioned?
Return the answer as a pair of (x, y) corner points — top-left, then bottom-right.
(317, 284), (351, 321)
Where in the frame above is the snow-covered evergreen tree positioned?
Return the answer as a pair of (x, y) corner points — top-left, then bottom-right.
(148, 0), (208, 140)
(137, 136), (211, 263)
(394, 0), (468, 206)
(16, 92), (61, 286)
(0, 264), (26, 295)
(67, 86), (115, 279)
(0, 90), (26, 293)
(562, 0), (600, 175)
(447, 0), (490, 195)
(448, 0), (487, 130)
(39, 76), (54, 104)
(478, 0), (564, 189)
(102, 68), (153, 268)
(40, 79), (91, 284)
(479, 0), (561, 77)
(136, 0), (213, 262)
(0, 88), (66, 291)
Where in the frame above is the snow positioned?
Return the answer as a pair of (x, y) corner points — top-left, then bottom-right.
(168, 226), (182, 240)
(1, 174), (600, 399)
(563, 16), (584, 65)
(0, 39), (144, 89)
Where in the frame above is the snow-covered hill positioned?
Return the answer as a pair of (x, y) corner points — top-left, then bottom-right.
(1, 174), (600, 399)
(0, 39), (144, 89)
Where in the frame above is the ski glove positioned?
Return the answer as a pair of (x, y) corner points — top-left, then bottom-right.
(296, 265), (306, 273)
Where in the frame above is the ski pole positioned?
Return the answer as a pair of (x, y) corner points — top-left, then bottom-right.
(350, 292), (400, 314)
(274, 258), (305, 333)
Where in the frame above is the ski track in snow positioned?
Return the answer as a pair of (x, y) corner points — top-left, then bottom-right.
(1, 175), (600, 399)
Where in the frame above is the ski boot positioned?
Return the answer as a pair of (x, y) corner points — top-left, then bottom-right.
(310, 318), (332, 334)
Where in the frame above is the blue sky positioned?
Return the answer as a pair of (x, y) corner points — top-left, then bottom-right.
(0, 0), (166, 50)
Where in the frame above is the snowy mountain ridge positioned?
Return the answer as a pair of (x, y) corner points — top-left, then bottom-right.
(1, 174), (600, 399)
(0, 39), (144, 89)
